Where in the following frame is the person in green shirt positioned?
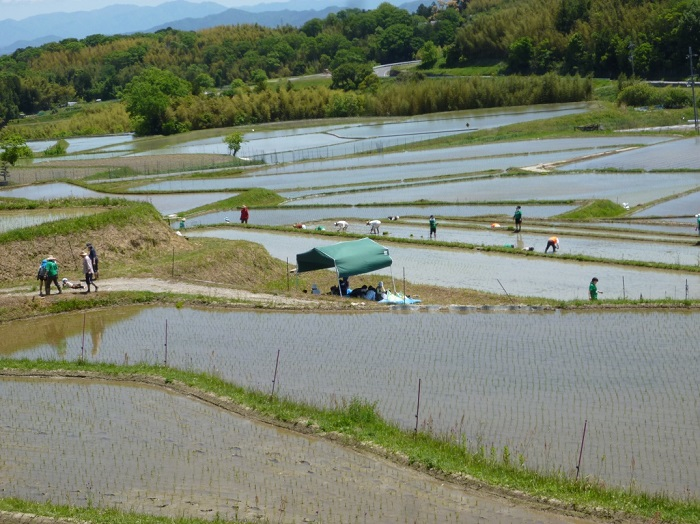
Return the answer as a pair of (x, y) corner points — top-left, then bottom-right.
(429, 215), (437, 239)
(589, 277), (600, 300)
(513, 205), (522, 232)
(44, 255), (62, 296)
(695, 214), (700, 236)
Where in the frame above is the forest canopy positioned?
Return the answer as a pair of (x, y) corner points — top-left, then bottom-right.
(0, 0), (697, 133)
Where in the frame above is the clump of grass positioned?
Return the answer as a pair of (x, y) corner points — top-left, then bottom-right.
(556, 199), (629, 220)
(186, 188), (285, 215)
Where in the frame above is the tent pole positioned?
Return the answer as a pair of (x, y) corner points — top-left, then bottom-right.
(336, 267), (342, 297)
(391, 266), (396, 294)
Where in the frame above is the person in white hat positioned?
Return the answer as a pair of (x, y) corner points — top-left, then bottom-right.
(44, 256), (61, 295)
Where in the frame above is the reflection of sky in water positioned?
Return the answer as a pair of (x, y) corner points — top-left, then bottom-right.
(293, 173), (700, 206)
(32, 151), (130, 163)
(135, 148), (620, 193)
(561, 136), (700, 171)
(243, 135), (671, 176)
(632, 190), (700, 217)
(184, 205), (574, 228)
(160, 132), (356, 155)
(132, 104), (590, 163)
(0, 183), (235, 215)
(0, 209), (100, 233)
(187, 229), (700, 300)
(3, 306), (698, 499)
(569, 220), (695, 235)
(26, 134), (134, 154)
(187, 217), (700, 266)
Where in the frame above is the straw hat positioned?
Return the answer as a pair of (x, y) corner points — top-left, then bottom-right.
(79, 251), (88, 257)
(46, 256), (56, 261)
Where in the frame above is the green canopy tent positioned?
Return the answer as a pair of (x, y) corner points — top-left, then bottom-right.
(295, 237), (393, 294)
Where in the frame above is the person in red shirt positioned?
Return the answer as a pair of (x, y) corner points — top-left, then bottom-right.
(240, 205), (249, 224)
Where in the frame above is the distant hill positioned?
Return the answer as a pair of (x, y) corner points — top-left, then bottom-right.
(0, 1), (228, 55)
(148, 6), (341, 32)
(0, 0), (422, 56)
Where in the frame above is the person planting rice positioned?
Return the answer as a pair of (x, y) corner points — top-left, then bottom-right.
(544, 236), (559, 253)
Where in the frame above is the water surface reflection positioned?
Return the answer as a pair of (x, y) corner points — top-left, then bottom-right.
(2, 306), (697, 498)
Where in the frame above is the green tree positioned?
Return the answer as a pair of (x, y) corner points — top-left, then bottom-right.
(417, 41), (440, 68)
(0, 134), (33, 183)
(251, 69), (269, 92)
(223, 132), (245, 156)
(331, 62), (375, 91)
(375, 24), (416, 63)
(508, 37), (533, 74)
(121, 68), (190, 135)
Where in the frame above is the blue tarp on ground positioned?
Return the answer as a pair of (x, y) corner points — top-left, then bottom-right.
(378, 291), (421, 304)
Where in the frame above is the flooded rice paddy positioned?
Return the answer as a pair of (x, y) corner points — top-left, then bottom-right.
(0, 376), (596, 524)
(241, 135), (670, 176)
(289, 172), (700, 206)
(189, 229), (700, 300)
(0, 208), (101, 233)
(26, 134), (135, 155)
(632, 190), (700, 218)
(0, 183), (236, 216)
(134, 104), (591, 164)
(561, 136), (700, 171)
(181, 204), (575, 228)
(1, 306), (699, 501)
(134, 149), (631, 194)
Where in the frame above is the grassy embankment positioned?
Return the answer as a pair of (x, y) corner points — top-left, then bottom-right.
(1, 359), (699, 524)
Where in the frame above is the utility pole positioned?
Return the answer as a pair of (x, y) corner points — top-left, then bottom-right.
(689, 47), (699, 134)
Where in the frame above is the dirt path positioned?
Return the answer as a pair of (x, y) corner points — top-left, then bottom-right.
(7, 277), (320, 308)
(87, 277), (317, 307)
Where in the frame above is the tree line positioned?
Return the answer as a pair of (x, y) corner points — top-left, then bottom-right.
(0, 0), (697, 133)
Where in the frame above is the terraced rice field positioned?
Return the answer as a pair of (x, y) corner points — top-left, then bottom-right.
(2, 306), (698, 500)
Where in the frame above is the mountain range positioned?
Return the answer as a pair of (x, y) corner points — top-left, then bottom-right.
(0, 0), (422, 56)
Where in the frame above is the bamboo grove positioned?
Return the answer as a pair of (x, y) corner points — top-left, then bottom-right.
(0, 0), (698, 134)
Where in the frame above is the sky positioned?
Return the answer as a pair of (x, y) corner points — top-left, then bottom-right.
(0, 0), (301, 20)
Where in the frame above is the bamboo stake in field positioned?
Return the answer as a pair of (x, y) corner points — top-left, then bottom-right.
(164, 319), (168, 366)
(403, 267), (406, 305)
(496, 279), (514, 303)
(414, 378), (421, 436)
(270, 349), (281, 399)
(576, 419), (588, 480)
(80, 312), (86, 361)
